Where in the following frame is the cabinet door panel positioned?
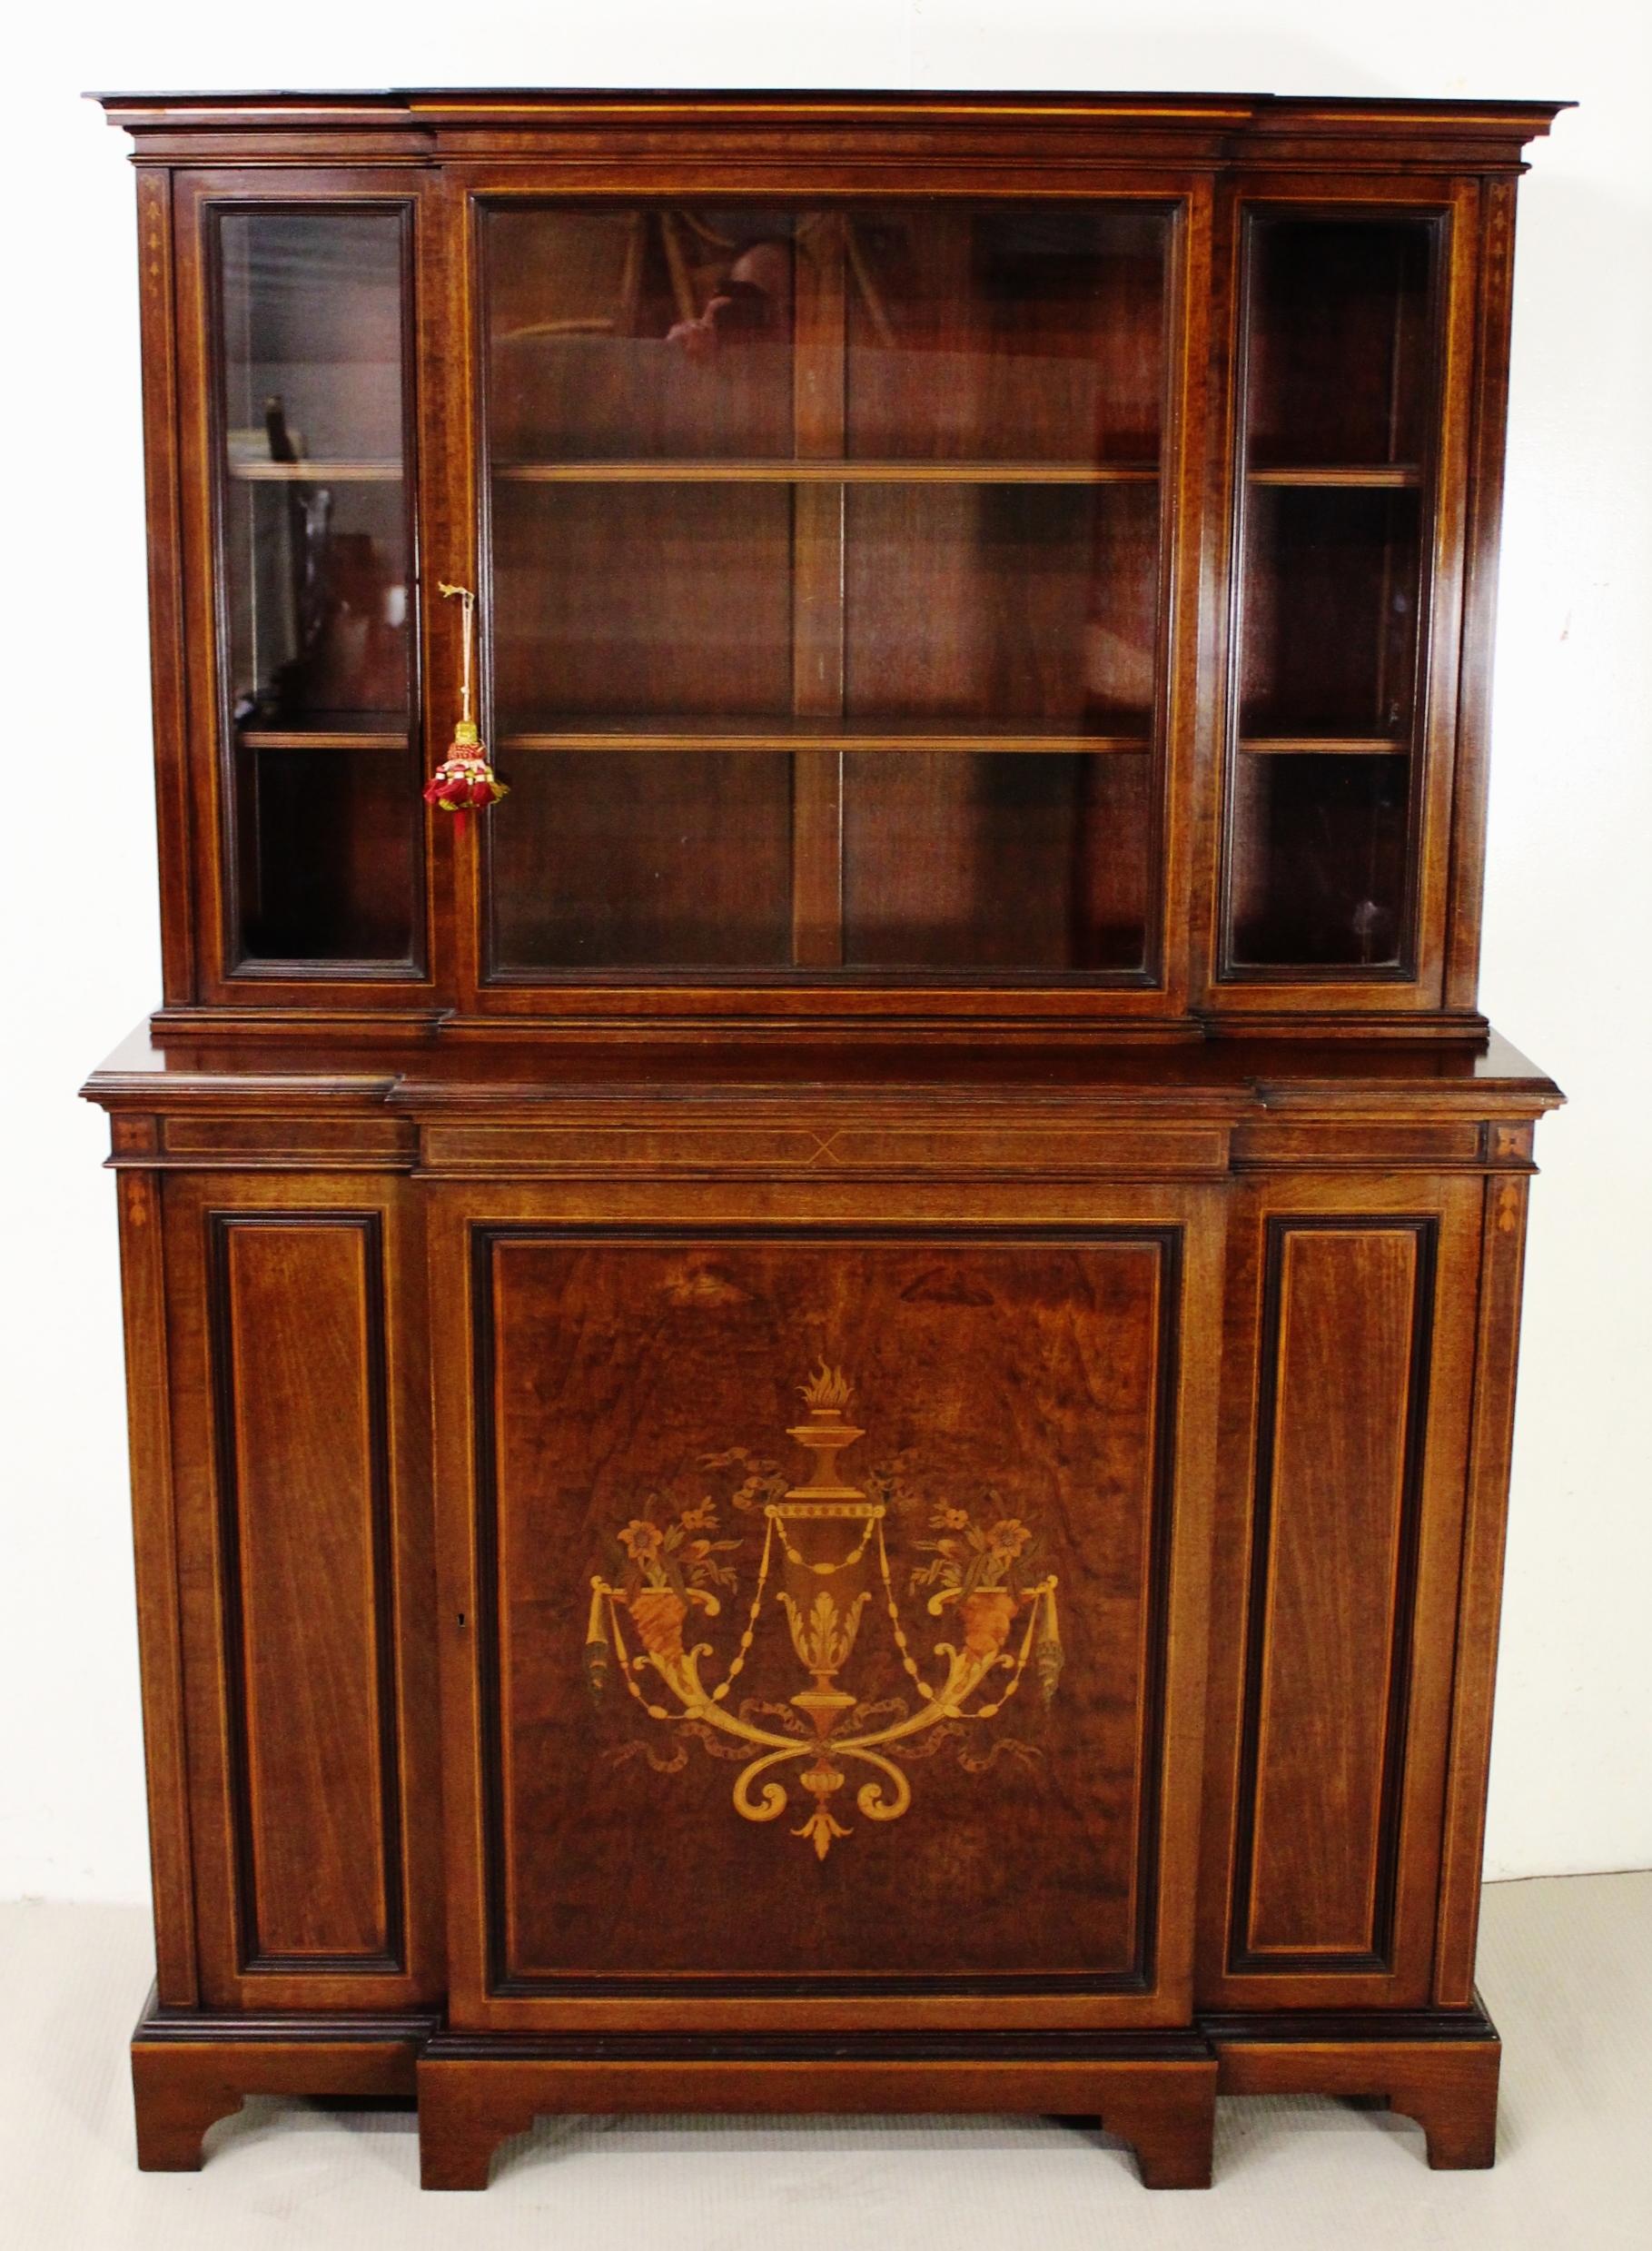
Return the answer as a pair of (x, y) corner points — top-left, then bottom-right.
(171, 169), (443, 1007)
(164, 1177), (440, 2008)
(1201, 1176), (1481, 2008)
(1209, 181), (1480, 1018)
(469, 193), (1192, 1005)
(434, 1207), (1222, 2032)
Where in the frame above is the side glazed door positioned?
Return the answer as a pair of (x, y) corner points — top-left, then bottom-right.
(170, 172), (446, 1010)
(1209, 180), (1484, 1022)
(430, 1185), (1225, 2033)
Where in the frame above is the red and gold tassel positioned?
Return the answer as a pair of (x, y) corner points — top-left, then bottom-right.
(424, 720), (508, 839)
(426, 582), (508, 838)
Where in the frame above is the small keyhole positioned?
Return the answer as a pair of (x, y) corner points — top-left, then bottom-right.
(457, 1611), (468, 1630)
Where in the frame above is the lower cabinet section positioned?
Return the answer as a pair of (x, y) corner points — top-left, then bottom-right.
(116, 1157), (1531, 2188)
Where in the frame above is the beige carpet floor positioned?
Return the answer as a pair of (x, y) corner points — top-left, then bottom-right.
(1, 1870), (1647, 2247)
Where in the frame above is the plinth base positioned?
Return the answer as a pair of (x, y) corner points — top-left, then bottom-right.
(129, 1988), (1502, 2187)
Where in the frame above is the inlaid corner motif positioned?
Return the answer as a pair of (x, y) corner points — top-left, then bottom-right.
(584, 1365), (1063, 1859)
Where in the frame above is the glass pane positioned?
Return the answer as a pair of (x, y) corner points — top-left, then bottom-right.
(1224, 211), (1441, 976)
(844, 752), (1149, 971)
(490, 752), (793, 971)
(480, 202), (1170, 980)
(215, 208), (419, 967)
(1239, 488), (1421, 738)
(845, 482), (1159, 730)
(488, 208), (796, 462)
(846, 206), (1167, 464)
(485, 204), (1168, 470)
(1246, 218), (1435, 471)
(1230, 753), (1410, 968)
(491, 482), (794, 727)
(234, 745), (419, 962)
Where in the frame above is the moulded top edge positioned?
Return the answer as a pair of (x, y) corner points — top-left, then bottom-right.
(78, 1017), (1562, 1115)
(87, 86), (1574, 136)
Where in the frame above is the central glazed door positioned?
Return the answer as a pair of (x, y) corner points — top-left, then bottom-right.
(443, 175), (1212, 1024)
(430, 1193), (1223, 2033)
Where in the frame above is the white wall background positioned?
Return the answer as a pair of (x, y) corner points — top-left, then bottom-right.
(2, 0), (1647, 1904)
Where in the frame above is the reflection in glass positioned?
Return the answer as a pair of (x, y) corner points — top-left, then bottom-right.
(846, 206), (1168, 464)
(219, 212), (411, 727)
(488, 210), (798, 463)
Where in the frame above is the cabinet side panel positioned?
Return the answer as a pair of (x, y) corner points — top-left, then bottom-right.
(117, 1168), (199, 2004)
(1445, 179), (1518, 1007)
(1434, 1173), (1528, 2002)
(1235, 1220), (1432, 1962)
(135, 166), (196, 1005)
(211, 1215), (401, 1965)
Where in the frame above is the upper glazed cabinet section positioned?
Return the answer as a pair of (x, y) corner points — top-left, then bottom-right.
(110, 94), (1564, 1029)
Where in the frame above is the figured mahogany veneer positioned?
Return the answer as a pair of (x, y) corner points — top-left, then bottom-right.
(85, 86), (1566, 2192)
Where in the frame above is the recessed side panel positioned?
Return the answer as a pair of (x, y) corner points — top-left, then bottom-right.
(158, 1175), (441, 2014)
(469, 1232), (1185, 2004)
(1236, 1220), (1433, 1964)
(206, 1214), (403, 1970)
(1200, 1177), (1482, 2012)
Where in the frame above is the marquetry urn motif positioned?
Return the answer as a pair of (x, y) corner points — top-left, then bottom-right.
(585, 1363), (1064, 1859)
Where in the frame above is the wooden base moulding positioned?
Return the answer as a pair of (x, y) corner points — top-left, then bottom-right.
(128, 1995), (435, 2173)
(129, 2000), (1501, 2189)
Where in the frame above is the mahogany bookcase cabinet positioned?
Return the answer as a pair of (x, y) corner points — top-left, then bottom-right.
(84, 89), (1568, 2192)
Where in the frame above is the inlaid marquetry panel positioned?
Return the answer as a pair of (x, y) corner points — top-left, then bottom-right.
(449, 1224), (1216, 2024)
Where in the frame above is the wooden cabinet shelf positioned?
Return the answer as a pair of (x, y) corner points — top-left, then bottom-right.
(238, 729), (410, 751)
(1246, 464), (1421, 488)
(491, 458), (1161, 484)
(227, 459), (402, 481)
(1238, 735), (1408, 756)
(498, 721), (1152, 754)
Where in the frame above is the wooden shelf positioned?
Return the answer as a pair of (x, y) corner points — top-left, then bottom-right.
(1239, 735), (1409, 756)
(492, 458), (1160, 485)
(1247, 464), (1420, 489)
(238, 728), (410, 751)
(499, 722), (1153, 755)
(227, 460), (402, 482)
